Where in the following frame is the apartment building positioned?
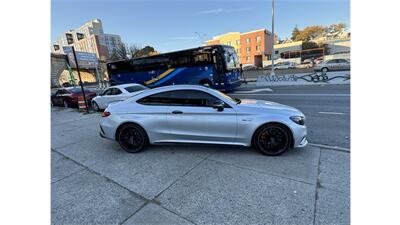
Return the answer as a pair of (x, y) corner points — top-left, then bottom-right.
(206, 29), (276, 67)
(52, 19), (123, 61)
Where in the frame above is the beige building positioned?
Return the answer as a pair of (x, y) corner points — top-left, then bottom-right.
(52, 19), (123, 61)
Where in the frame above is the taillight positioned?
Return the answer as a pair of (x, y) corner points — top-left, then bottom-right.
(102, 111), (111, 117)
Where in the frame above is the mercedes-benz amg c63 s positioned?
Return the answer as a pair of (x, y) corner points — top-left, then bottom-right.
(99, 85), (307, 156)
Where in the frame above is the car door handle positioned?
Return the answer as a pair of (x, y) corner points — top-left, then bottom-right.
(171, 110), (183, 114)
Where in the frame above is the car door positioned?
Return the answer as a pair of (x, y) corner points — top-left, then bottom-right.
(96, 88), (112, 109)
(330, 59), (340, 71)
(166, 90), (237, 144)
(337, 59), (350, 71)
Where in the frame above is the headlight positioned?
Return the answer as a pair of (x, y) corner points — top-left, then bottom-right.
(290, 116), (305, 125)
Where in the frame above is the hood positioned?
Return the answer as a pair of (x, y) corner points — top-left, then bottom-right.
(237, 99), (301, 114)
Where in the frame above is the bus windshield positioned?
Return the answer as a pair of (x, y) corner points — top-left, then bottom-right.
(223, 47), (239, 70)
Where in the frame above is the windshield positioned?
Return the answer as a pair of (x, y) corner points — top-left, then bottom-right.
(223, 47), (239, 70)
(208, 88), (241, 104)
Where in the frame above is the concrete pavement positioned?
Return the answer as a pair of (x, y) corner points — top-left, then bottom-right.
(51, 106), (349, 225)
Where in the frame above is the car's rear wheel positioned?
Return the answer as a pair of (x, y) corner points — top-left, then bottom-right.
(92, 101), (100, 112)
(253, 123), (291, 156)
(322, 67), (329, 72)
(118, 124), (148, 153)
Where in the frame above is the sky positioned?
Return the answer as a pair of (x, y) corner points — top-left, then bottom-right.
(51, 0), (350, 53)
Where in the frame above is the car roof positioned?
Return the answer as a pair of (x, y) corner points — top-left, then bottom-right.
(111, 83), (143, 88)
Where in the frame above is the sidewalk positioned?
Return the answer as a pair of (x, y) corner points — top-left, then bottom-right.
(51, 108), (349, 225)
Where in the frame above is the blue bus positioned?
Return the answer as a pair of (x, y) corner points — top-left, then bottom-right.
(107, 45), (241, 91)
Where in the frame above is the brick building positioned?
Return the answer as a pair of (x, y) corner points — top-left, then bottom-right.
(206, 28), (277, 67)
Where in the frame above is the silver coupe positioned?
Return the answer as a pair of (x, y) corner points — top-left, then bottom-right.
(99, 85), (307, 156)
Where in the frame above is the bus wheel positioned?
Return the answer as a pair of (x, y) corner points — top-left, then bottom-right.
(200, 80), (211, 87)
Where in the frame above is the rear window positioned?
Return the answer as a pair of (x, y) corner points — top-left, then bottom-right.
(125, 85), (148, 93)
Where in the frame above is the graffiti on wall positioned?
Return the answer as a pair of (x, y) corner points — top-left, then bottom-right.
(256, 71), (351, 86)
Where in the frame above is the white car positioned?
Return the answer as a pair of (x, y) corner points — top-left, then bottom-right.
(99, 85), (307, 156)
(92, 84), (149, 111)
(314, 59), (350, 72)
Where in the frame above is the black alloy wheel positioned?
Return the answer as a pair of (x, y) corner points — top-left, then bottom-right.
(118, 124), (148, 153)
(254, 124), (291, 156)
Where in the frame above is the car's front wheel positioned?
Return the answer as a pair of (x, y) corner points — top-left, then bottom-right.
(92, 101), (100, 112)
(253, 123), (292, 156)
(321, 67), (329, 72)
(117, 124), (148, 153)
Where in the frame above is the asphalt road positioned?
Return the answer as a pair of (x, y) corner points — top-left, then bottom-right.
(230, 84), (350, 149)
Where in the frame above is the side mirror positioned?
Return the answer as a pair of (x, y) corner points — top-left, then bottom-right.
(212, 100), (224, 112)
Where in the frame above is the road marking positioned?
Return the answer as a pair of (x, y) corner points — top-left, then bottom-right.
(318, 111), (346, 115)
(233, 88), (273, 94)
(309, 143), (350, 152)
(230, 93), (350, 96)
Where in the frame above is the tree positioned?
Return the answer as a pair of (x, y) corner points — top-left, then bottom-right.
(133, 46), (156, 58)
(302, 41), (319, 50)
(291, 26), (301, 41)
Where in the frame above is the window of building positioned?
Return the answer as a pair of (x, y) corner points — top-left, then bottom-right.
(246, 47), (251, 53)
(236, 40), (240, 45)
(256, 36), (261, 43)
(246, 38), (251, 43)
(66, 33), (74, 44)
(226, 41), (231, 46)
(53, 45), (60, 51)
(246, 56), (251, 62)
(256, 45), (260, 52)
(76, 33), (85, 40)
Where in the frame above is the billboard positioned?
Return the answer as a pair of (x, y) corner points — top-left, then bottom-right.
(63, 46), (99, 69)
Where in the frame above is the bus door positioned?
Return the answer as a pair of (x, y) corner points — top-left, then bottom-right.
(212, 50), (225, 83)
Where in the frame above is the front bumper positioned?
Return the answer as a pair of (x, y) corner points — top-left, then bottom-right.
(292, 124), (308, 148)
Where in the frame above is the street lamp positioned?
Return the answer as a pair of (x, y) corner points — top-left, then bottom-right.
(270, 0), (275, 75)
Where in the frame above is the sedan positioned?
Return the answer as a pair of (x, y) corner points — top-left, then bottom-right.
(99, 85), (307, 156)
(314, 59), (350, 72)
(51, 87), (97, 108)
(91, 83), (149, 111)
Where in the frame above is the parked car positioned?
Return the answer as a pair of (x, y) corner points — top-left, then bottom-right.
(99, 85), (307, 156)
(91, 83), (149, 111)
(51, 87), (97, 108)
(242, 64), (258, 71)
(275, 61), (296, 70)
(265, 62), (296, 70)
(314, 59), (350, 72)
(296, 62), (313, 69)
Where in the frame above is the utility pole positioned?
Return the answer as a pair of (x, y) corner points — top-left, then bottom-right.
(271, 0), (275, 75)
(71, 46), (90, 114)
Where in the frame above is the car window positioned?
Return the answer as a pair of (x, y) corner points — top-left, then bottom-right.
(327, 60), (337, 64)
(137, 90), (228, 107)
(124, 85), (148, 93)
(168, 90), (220, 107)
(337, 59), (348, 63)
(102, 89), (113, 96)
(113, 88), (122, 95)
(137, 92), (173, 106)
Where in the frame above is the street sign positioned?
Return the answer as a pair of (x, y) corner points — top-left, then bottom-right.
(63, 46), (98, 69)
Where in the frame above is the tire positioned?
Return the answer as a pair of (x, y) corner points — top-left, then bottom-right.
(117, 123), (148, 153)
(253, 123), (292, 156)
(321, 67), (329, 72)
(63, 100), (69, 108)
(200, 80), (211, 87)
(92, 101), (100, 112)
